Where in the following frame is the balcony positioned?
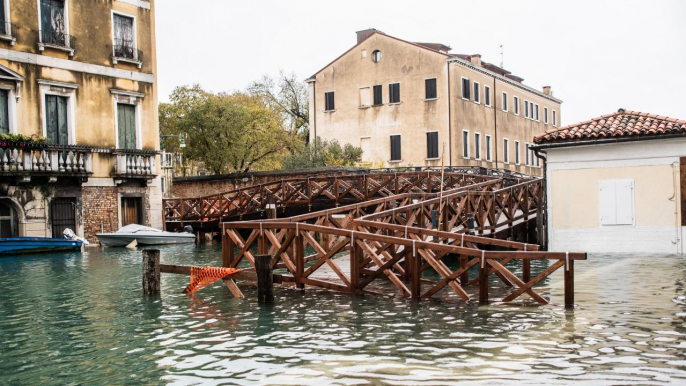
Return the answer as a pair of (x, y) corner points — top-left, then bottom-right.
(38, 30), (76, 57)
(111, 44), (143, 69)
(0, 22), (17, 45)
(112, 149), (157, 185)
(0, 143), (93, 182)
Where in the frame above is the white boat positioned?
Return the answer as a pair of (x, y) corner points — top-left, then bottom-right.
(96, 224), (196, 247)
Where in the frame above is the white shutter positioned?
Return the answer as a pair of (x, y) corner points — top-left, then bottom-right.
(598, 179), (634, 226)
(359, 87), (371, 107)
(615, 180), (634, 225)
(360, 138), (371, 162)
(598, 181), (616, 225)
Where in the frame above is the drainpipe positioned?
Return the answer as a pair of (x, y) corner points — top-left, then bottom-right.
(447, 61), (452, 167)
(533, 148), (548, 250)
(312, 81), (317, 144)
(669, 161), (681, 251)
(493, 77), (498, 167)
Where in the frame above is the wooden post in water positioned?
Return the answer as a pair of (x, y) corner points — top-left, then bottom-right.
(143, 249), (161, 296)
(294, 230), (304, 290)
(564, 258), (574, 309)
(410, 247), (421, 298)
(255, 254), (274, 303)
(478, 254), (488, 304)
(459, 255), (469, 285)
(522, 259), (531, 283)
(266, 196), (277, 220)
(222, 226), (234, 268)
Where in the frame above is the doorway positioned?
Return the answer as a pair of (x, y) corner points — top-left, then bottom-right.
(121, 197), (143, 226)
(0, 201), (17, 238)
(51, 197), (76, 238)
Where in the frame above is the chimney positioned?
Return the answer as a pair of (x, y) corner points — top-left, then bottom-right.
(542, 86), (551, 95)
(469, 54), (482, 67)
(356, 28), (377, 44)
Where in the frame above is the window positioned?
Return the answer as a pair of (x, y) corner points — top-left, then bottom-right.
(373, 85), (383, 105)
(40, 0), (70, 47)
(161, 177), (165, 193)
(553, 110), (557, 126)
(389, 83), (400, 104)
(503, 138), (509, 163)
(599, 179), (634, 226)
(163, 152), (173, 168)
(486, 135), (492, 161)
(390, 135), (401, 161)
(544, 107), (549, 124)
(117, 103), (137, 149)
(112, 12), (137, 60)
(473, 81), (480, 104)
(324, 91), (335, 111)
(535, 104), (539, 121)
(0, 0), (10, 35)
(524, 101), (529, 119)
(372, 50), (382, 63)
(45, 94), (69, 145)
(524, 143), (529, 166)
(461, 77), (470, 100)
(515, 140), (520, 165)
(484, 85), (491, 106)
(536, 152), (540, 167)
(425, 78), (437, 100)
(426, 132), (438, 158)
(359, 87), (371, 107)
(514, 96), (519, 115)
(501, 92), (508, 112)
(0, 90), (8, 134)
(474, 132), (481, 160)
(462, 130), (469, 158)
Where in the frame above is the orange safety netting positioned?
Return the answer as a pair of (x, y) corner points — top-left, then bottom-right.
(185, 266), (242, 294)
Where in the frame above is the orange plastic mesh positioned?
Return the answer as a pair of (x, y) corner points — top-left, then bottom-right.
(185, 266), (242, 294)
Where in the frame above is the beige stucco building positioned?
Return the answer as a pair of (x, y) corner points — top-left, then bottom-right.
(0, 0), (161, 243)
(533, 110), (685, 254)
(307, 29), (562, 175)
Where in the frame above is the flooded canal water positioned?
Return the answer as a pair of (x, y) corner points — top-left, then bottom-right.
(1, 244), (685, 385)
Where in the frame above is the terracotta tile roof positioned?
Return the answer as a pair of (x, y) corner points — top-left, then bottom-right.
(533, 109), (686, 144)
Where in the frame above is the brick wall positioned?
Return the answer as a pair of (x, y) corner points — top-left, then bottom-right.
(82, 186), (118, 243)
(171, 167), (369, 198)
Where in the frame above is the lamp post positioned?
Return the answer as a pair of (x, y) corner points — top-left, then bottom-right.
(160, 134), (186, 149)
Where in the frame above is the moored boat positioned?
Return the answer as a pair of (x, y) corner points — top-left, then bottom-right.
(0, 237), (83, 255)
(96, 224), (195, 247)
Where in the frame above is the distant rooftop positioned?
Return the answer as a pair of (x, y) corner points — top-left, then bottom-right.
(534, 109), (686, 145)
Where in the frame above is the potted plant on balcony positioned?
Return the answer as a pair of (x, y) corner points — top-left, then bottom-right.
(0, 134), (48, 149)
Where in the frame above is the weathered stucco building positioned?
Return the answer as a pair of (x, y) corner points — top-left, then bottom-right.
(0, 0), (161, 243)
(307, 29), (562, 175)
(533, 110), (685, 254)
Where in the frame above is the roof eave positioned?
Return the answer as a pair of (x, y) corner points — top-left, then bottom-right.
(531, 132), (686, 151)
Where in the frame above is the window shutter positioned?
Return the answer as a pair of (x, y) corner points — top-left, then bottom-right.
(598, 181), (617, 225)
(373, 85), (382, 105)
(0, 90), (8, 134)
(360, 87), (371, 107)
(390, 135), (401, 161)
(615, 180), (634, 225)
(394, 84), (400, 103)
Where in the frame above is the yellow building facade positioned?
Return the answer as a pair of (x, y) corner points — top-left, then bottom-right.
(0, 0), (161, 243)
(307, 29), (562, 175)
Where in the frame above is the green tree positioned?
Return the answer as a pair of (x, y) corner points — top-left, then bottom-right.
(282, 138), (362, 169)
(161, 85), (294, 174)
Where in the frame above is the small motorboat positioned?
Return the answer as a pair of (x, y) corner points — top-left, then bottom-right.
(0, 237), (83, 255)
(96, 224), (195, 247)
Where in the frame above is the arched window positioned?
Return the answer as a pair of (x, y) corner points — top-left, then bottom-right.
(0, 201), (17, 238)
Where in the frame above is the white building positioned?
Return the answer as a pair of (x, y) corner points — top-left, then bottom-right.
(532, 109), (685, 254)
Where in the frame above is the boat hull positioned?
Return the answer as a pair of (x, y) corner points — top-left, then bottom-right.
(0, 238), (83, 255)
(96, 232), (196, 247)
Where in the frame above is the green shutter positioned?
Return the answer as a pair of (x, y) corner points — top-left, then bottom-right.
(118, 103), (136, 149)
(0, 90), (8, 134)
(45, 94), (68, 145)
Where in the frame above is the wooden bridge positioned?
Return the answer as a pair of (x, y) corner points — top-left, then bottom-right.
(163, 167), (586, 306)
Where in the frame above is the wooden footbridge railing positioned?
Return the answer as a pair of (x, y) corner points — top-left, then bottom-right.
(163, 169), (501, 230)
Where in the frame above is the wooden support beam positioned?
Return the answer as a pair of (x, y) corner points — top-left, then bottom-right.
(479, 256), (488, 304)
(223, 278), (245, 298)
(565, 259), (574, 309)
(142, 249), (160, 296)
(410, 248), (421, 299)
(522, 259), (531, 283)
(255, 254), (275, 303)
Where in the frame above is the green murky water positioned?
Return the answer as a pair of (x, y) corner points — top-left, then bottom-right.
(0, 244), (685, 385)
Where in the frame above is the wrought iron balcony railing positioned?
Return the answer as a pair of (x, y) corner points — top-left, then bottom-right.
(39, 29), (76, 56)
(111, 44), (143, 68)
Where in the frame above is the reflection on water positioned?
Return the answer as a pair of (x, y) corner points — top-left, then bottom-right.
(0, 245), (685, 385)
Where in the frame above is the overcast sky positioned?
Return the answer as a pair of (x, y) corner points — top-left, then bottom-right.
(155, 0), (686, 126)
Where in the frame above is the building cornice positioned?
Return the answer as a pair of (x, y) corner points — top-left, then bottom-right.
(37, 79), (79, 89)
(110, 89), (145, 98)
(0, 48), (154, 84)
(447, 57), (563, 104)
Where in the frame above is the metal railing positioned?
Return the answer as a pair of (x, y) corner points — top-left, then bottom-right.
(40, 29), (76, 49)
(112, 44), (143, 62)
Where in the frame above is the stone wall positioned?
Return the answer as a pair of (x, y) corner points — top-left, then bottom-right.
(171, 167), (369, 198)
(82, 186), (118, 242)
